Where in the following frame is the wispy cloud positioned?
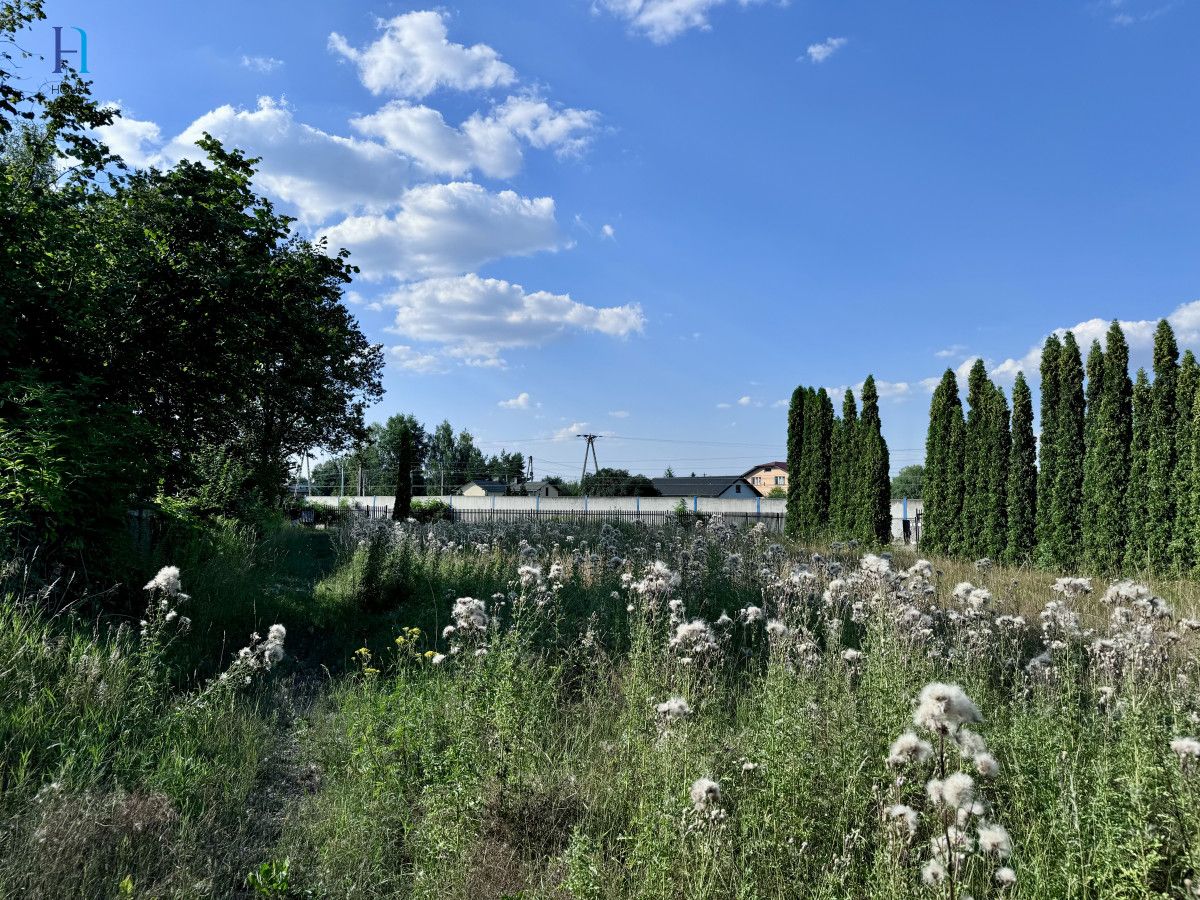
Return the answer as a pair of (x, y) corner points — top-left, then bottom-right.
(241, 54), (284, 73)
(805, 36), (847, 63)
(498, 392), (532, 409)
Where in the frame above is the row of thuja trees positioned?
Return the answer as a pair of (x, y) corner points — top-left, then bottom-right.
(785, 375), (891, 543)
(925, 317), (1200, 575)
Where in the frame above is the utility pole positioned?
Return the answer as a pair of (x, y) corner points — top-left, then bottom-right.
(578, 434), (601, 488)
(527, 455), (534, 482)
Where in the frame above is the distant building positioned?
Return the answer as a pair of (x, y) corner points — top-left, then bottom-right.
(651, 475), (756, 499)
(459, 479), (509, 497)
(743, 461), (788, 497)
(516, 480), (560, 498)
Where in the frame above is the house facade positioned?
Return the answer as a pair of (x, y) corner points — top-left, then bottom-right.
(743, 461), (788, 497)
(459, 479), (509, 497)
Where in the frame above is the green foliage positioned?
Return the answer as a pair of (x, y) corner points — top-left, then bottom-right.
(1051, 331), (1085, 569)
(922, 370), (965, 555)
(1085, 323), (1133, 574)
(1173, 350), (1199, 572)
(580, 468), (660, 497)
(1035, 335), (1062, 566)
(889, 464), (923, 500)
(784, 386), (805, 537)
(1006, 373), (1037, 563)
(1126, 368), (1152, 571)
(795, 388), (833, 538)
(1146, 320), (1180, 571)
(831, 390), (859, 534)
(854, 376), (891, 544)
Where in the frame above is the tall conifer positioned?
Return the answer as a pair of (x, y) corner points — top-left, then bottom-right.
(923, 370), (964, 554)
(1081, 340), (1105, 566)
(983, 383), (1010, 558)
(1035, 334), (1062, 565)
(1146, 320), (1179, 571)
(831, 389), (858, 536)
(1172, 350), (1198, 571)
(857, 376), (891, 544)
(1087, 322), (1133, 573)
(961, 359), (990, 558)
(1125, 368), (1152, 570)
(1052, 331), (1085, 569)
(1006, 372), (1037, 562)
(785, 385), (805, 537)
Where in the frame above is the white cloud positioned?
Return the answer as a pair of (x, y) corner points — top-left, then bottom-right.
(499, 392), (532, 409)
(329, 11), (517, 98)
(350, 95), (599, 179)
(737, 395), (753, 406)
(716, 402), (732, 409)
(384, 273), (645, 365)
(872, 380), (911, 400)
(935, 344), (967, 359)
(601, 223), (616, 239)
(595, 0), (773, 44)
(241, 54), (284, 73)
(771, 398), (788, 408)
(321, 182), (564, 280)
(389, 344), (448, 374)
(96, 105), (161, 167)
(609, 410), (630, 418)
(806, 36), (847, 63)
(159, 97), (413, 222)
(553, 421), (591, 441)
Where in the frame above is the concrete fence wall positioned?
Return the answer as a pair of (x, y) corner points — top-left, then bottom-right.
(306, 495), (925, 540)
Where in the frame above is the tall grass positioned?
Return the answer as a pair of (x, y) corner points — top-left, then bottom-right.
(5, 516), (1200, 897)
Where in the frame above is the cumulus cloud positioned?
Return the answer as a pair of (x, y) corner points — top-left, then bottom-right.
(96, 105), (162, 167)
(390, 344), (448, 374)
(383, 273), (645, 365)
(350, 95), (599, 179)
(554, 421), (591, 441)
(806, 36), (847, 63)
(329, 11), (517, 98)
(321, 182), (564, 280)
(241, 55), (284, 72)
(601, 223), (616, 239)
(154, 97), (413, 222)
(737, 395), (753, 406)
(594, 0), (776, 43)
(499, 392), (532, 409)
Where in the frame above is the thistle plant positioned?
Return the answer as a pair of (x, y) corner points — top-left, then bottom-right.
(885, 683), (1014, 898)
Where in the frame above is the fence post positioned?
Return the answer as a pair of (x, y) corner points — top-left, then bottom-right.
(536, 494), (540, 513)
(756, 496), (761, 518)
(636, 495), (640, 513)
(693, 496), (698, 513)
(584, 495), (588, 513)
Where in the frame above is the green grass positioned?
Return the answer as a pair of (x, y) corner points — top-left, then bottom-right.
(5, 517), (1200, 897)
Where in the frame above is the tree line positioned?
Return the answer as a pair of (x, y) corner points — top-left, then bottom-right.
(785, 375), (891, 543)
(924, 318), (1200, 574)
(1, 3), (382, 565)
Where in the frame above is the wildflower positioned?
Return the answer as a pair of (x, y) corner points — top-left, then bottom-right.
(941, 772), (975, 809)
(975, 753), (999, 777)
(765, 619), (789, 639)
(887, 732), (933, 767)
(740, 605), (765, 624)
(995, 866), (1017, 886)
(1171, 737), (1200, 761)
(886, 803), (919, 838)
(451, 597), (489, 635)
(431, 653), (446, 665)
(144, 566), (184, 597)
(690, 777), (721, 813)
(1051, 577), (1093, 598)
(914, 682), (982, 734)
(670, 619), (719, 657)
(977, 822), (1012, 857)
(655, 696), (691, 722)
(164, 610), (178, 623)
(740, 760), (760, 774)
(921, 859), (947, 886)
(860, 554), (891, 576)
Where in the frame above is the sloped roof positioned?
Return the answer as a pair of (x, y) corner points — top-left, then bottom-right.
(651, 476), (753, 498)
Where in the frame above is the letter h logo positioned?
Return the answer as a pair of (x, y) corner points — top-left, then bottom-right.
(53, 26), (89, 74)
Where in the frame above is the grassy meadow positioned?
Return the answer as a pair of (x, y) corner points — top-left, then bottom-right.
(4, 515), (1200, 899)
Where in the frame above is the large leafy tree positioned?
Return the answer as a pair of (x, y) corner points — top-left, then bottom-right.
(890, 464), (924, 500)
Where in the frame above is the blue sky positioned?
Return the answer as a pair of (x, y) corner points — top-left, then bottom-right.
(30, 0), (1200, 480)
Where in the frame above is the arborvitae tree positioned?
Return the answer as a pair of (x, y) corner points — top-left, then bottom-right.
(856, 375), (892, 544)
(1051, 331), (1085, 569)
(983, 382), (1010, 559)
(923, 370), (965, 554)
(1146, 319), (1180, 571)
(1191, 388), (1200, 570)
(960, 359), (990, 558)
(1081, 339), (1105, 563)
(1005, 372), (1037, 562)
(1172, 349), (1199, 572)
(830, 389), (858, 536)
(785, 385), (805, 537)
(813, 387), (834, 530)
(1035, 334), (1062, 565)
(1125, 368), (1152, 571)
(1085, 323), (1133, 572)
